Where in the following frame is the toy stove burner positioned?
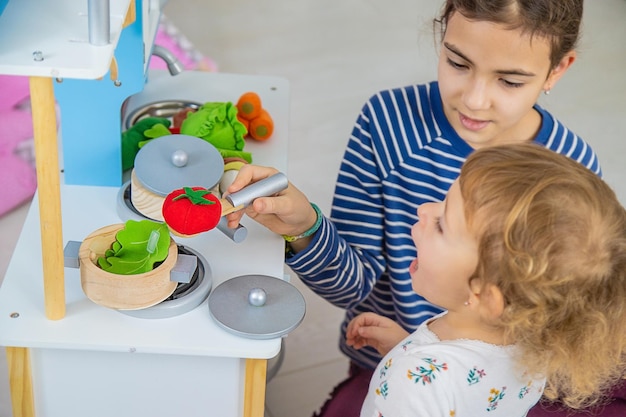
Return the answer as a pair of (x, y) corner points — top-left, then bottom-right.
(116, 183), (214, 319)
(119, 244), (212, 319)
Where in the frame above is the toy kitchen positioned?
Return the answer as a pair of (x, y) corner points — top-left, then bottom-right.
(0, 1), (305, 417)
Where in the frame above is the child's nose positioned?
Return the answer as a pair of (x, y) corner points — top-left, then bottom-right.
(463, 78), (490, 110)
(417, 203), (431, 222)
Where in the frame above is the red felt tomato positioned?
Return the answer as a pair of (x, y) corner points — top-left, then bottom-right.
(162, 187), (222, 237)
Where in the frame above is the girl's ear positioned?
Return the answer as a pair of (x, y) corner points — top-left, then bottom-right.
(469, 279), (505, 321)
(480, 284), (505, 321)
(544, 51), (577, 91)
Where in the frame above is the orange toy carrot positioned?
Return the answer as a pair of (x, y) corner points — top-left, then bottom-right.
(236, 92), (262, 121)
(248, 108), (274, 141)
(236, 113), (250, 133)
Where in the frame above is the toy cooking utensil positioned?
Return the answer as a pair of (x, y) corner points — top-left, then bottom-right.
(162, 172), (288, 237)
(208, 274), (306, 339)
(220, 171), (288, 215)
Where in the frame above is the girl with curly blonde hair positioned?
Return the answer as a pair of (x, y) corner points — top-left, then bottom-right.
(349, 143), (626, 416)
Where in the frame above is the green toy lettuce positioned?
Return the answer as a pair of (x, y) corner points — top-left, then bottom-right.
(97, 220), (171, 275)
(180, 102), (252, 162)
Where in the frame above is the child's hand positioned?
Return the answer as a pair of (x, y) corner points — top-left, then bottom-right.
(225, 164), (318, 246)
(346, 312), (409, 356)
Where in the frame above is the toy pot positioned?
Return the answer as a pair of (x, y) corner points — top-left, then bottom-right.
(130, 134), (224, 221)
(79, 224), (178, 310)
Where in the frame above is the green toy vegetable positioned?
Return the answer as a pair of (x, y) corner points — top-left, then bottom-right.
(97, 220), (171, 275)
(121, 117), (171, 171)
(180, 102), (252, 162)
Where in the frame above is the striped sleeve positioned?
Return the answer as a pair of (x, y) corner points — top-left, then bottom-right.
(287, 96), (390, 308)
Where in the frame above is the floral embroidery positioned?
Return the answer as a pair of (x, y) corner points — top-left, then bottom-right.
(518, 381), (532, 399)
(407, 358), (448, 385)
(449, 411), (456, 416)
(376, 380), (389, 399)
(380, 358), (392, 378)
(401, 340), (413, 351)
(487, 386), (506, 411)
(467, 366), (486, 385)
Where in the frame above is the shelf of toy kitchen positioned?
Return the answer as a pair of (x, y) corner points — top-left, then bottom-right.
(0, 0), (147, 79)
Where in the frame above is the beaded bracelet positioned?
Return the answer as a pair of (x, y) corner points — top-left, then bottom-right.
(282, 203), (322, 242)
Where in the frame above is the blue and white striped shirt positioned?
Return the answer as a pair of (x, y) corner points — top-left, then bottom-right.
(286, 81), (601, 369)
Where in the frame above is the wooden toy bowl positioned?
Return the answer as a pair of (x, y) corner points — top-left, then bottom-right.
(79, 224), (178, 310)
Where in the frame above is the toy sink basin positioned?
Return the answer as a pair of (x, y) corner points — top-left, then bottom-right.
(79, 224), (178, 310)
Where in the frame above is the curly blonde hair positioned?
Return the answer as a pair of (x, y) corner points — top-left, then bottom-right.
(459, 143), (626, 409)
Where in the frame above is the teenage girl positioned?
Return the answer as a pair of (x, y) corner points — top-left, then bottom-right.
(226, 1), (613, 415)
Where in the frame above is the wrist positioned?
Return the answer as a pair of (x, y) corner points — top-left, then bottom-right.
(282, 203), (322, 242)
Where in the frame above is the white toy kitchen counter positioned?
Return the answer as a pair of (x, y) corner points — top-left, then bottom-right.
(0, 70), (291, 417)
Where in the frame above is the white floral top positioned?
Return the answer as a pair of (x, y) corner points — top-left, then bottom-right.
(360, 315), (545, 417)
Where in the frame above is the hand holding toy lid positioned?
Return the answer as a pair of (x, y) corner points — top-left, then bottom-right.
(162, 172), (289, 237)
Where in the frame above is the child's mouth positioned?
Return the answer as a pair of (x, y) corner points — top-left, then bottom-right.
(459, 113), (489, 131)
(409, 258), (419, 274)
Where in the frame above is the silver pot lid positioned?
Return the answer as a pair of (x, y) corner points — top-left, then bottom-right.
(208, 275), (306, 339)
(134, 134), (224, 196)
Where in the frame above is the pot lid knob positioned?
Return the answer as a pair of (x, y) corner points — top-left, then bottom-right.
(209, 275), (306, 339)
(248, 287), (267, 307)
(171, 149), (189, 167)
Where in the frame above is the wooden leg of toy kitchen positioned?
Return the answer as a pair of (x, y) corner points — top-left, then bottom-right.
(29, 76), (65, 320)
(6, 347), (35, 417)
(243, 358), (268, 417)
(123, 0), (136, 28)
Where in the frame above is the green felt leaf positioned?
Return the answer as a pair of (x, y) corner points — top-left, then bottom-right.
(173, 187), (217, 205)
(97, 220), (171, 275)
(217, 148), (253, 163)
(121, 117), (171, 171)
(143, 123), (173, 139)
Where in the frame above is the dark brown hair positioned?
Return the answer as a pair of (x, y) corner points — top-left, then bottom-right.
(434, 0), (583, 70)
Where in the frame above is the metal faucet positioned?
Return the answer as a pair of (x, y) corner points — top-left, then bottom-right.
(151, 45), (184, 76)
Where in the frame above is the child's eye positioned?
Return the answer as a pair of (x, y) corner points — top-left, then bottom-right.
(435, 217), (443, 233)
(501, 79), (524, 88)
(446, 58), (467, 70)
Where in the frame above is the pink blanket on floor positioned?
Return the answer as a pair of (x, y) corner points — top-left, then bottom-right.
(0, 75), (37, 217)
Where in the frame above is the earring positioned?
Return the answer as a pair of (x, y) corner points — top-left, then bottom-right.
(544, 89), (551, 95)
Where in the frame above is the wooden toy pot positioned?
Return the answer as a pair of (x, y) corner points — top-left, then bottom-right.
(79, 224), (178, 310)
(131, 134), (224, 221)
